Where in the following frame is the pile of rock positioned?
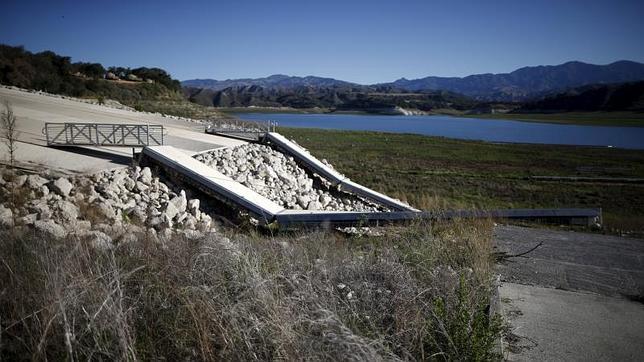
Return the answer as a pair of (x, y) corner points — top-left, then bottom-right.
(194, 144), (385, 212)
(0, 166), (213, 247)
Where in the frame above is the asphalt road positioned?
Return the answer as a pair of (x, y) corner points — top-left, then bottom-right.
(0, 87), (244, 173)
(495, 225), (644, 361)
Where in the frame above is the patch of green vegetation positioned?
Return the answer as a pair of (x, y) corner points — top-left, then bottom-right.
(280, 127), (644, 234)
(133, 99), (227, 120)
(466, 111), (644, 127)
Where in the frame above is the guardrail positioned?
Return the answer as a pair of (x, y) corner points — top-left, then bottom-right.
(44, 122), (165, 147)
(205, 119), (277, 141)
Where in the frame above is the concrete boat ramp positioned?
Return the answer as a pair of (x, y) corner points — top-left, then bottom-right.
(142, 142), (420, 228)
(141, 131), (602, 229)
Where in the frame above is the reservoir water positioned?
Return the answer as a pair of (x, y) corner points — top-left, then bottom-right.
(235, 113), (644, 149)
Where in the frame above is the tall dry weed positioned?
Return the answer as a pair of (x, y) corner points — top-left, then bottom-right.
(0, 220), (501, 360)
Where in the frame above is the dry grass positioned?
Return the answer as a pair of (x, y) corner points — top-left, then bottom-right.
(279, 127), (644, 235)
(0, 220), (501, 360)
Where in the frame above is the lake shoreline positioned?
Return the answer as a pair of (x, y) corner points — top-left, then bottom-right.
(234, 112), (644, 149)
(222, 107), (644, 127)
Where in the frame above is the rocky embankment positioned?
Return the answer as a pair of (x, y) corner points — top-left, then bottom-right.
(0, 166), (214, 247)
(194, 144), (386, 212)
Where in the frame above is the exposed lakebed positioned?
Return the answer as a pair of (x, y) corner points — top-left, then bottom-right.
(235, 113), (644, 149)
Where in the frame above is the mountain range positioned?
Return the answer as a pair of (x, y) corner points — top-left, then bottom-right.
(182, 74), (359, 92)
(517, 80), (644, 113)
(182, 60), (644, 102)
(183, 85), (476, 113)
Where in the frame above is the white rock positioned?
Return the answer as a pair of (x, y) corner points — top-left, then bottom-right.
(159, 227), (173, 240)
(80, 230), (113, 250)
(14, 175), (28, 188)
(55, 200), (79, 222)
(176, 212), (188, 224)
(319, 194), (332, 207)
(0, 205), (14, 227)
(307, 201), (320, 210)
(127, 206), (147, 223)
(29, 201), (51, 220)
(297, 195), (310, 209)
(26, 174), (49, 189)
(162, 202), (179, 221)
(124, 177), (136, 191)
(147, 216), (164, 228)
(169, 190), (187, 213)
(34, 220), (67, 239)
(135, 181), (149, 192)
(50, 177), (73, 197)
(139, 167), (153, 185)
(187, 199), (200, 215)
(96, 202), (117, 221)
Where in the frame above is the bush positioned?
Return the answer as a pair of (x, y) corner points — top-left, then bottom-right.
(0, 45), (182, 104)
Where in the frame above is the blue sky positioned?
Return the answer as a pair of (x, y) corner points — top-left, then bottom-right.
(2, 0), (643, 83)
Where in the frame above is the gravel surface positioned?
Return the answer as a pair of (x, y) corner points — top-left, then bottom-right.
(0, 166), (215, 246)
(194, 144), (387, 212)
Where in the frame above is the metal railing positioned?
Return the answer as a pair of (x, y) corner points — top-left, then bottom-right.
(44, 123), (165, 147)
(205, 119), (277, 141)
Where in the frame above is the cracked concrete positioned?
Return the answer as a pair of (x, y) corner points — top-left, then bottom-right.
(495, 225), (644, 361)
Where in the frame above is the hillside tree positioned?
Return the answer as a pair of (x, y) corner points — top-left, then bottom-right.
(1, 100), (18, 167)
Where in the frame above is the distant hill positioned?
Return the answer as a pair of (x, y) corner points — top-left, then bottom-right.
(182, 74), (361, 91)
(515, 81), (644, 113)
(0, 44), (181, 104)
(0, 44), (229, 120)
(183, 85), (476, 114)
(184, 61), (644, 103)
(380, 61), (644, 101)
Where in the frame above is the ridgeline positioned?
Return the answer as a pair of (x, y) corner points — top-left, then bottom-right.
(0, 44), (224, 119)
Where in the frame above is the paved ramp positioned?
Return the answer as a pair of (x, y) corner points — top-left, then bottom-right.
(496, 225), (644, 361)
(143, 145), (421, 226)
(501, 282), (644, 361)
(143, 146), (284, 223)
(265, 132), (419, 212)
(0, 87), (245, 173)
